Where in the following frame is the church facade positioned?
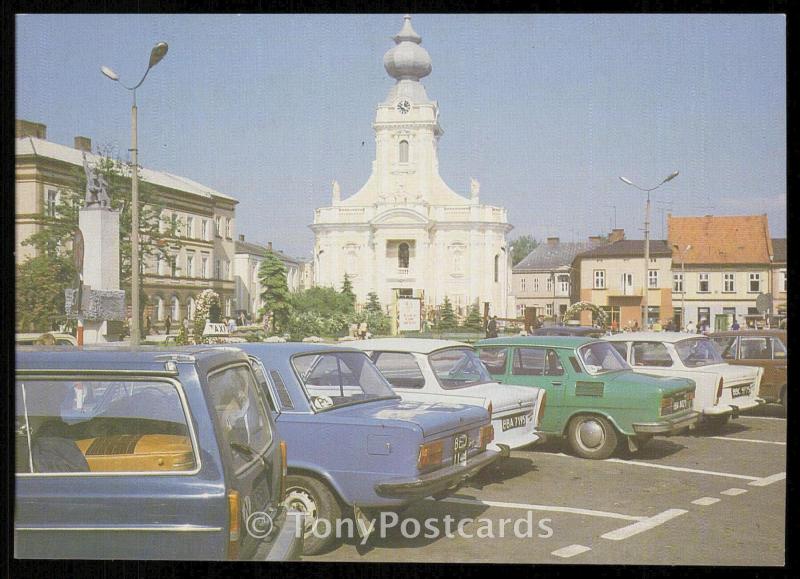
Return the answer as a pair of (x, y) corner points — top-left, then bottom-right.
(311, 15), (512, 317)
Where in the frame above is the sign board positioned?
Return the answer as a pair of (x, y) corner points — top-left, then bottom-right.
(397, 298), (421, 332)
(203, 322), (230, 337)
(756, 293), (773, 314)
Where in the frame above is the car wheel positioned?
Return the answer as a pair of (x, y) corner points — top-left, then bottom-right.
(284, 474), (342, 555)
(704, 414), (731, 430)
(566, 414), (619, 460)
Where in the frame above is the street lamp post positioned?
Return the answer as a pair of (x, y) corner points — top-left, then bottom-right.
(673, 243), (692, 330)
(619, 171), (679, 330)
(102, 42), (168, 347)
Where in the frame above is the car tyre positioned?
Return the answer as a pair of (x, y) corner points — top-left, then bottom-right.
(284, 474), (342, 556)
(566, 414), (618, 460)
(704, 414), (731, 430)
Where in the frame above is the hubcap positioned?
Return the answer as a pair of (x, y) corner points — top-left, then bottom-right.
(577, 419), (605, 449)
(285, 486), (318, 536)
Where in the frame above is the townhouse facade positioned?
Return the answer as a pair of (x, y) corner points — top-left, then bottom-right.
(15, 119), (238, 328)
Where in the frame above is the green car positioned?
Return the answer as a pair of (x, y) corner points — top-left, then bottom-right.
(476, 336), (700, 459)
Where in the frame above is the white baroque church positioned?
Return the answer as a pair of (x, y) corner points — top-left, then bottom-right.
(311, 15), (512, 317)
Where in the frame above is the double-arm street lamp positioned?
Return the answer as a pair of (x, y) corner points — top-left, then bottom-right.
(672, 243), (692, 330)
(619, 171), (679, 329)
(102, 42), (168, 346)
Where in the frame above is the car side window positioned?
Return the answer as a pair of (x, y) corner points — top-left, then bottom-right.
(609, 342), (628, 360)
(373, 352), (425, 389)
(16, 378), (196, 475)
(711, 336), (738, 360)
(512, 347), (546, 376)
(631, 342), (673, 367)
(478, 348), (508, 375)
(739, 337), (773, 360)
(544, 349), (564, 376)
(773, 338), (787, 359)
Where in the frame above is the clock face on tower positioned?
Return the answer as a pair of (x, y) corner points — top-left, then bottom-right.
(396, 100), (411, 114)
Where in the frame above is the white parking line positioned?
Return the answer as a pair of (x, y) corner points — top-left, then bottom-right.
(601, 509), (687, 541)
(551, 544), (591, 558)
(709, 436), (786, 446)
(691, 497), (721, 506)
(435, 496), (646, 522)
(738, 415), (786, 422)
(749, 472), (786, 487)
(720, 488), (748, 496)
(601, 457), (761, 481)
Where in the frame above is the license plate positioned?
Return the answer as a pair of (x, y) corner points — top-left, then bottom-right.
(731, 385), (752, 398)
(452, 433), (468, 467)
(672, 397), (691, 412)
(501, 412), (529, 432)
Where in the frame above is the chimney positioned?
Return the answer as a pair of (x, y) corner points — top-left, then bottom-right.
(238, 234), (245, 242)
(609, 228), (625, 243)
(74, 136), (92, 152)
(267, 241), (273, 252)
(588, 235), (603, 243)
(546, 237), (559, 246)
(16, 119), (47, 139)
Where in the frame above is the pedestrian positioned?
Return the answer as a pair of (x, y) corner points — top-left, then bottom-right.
(632, 320), (639, 332)
(359, 321), (368, 340)
(183, 316), (190, 332)
(145, 315), (152, 336)
(731, 317), (740, 331)
(227, 317), (237, 333)
(611, 319), (619, 333)
(685, 320), (695, 333)
(486, 316), (498, 338)
(165, 315), (172, 335)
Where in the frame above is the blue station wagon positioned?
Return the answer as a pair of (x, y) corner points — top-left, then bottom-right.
(15, 347), (301, 560)
(237, 343), (499, 555)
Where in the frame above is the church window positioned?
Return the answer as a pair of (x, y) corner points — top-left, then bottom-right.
(494, 254), (500, 283)
(398, 243), (410, 269)
(399, 140), (409, 163)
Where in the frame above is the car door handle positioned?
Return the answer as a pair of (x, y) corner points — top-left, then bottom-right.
(551, 382), (562, 387)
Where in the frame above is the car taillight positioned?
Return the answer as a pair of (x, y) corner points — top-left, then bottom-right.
(227, 489), (240, 560)
(479, 424), (494, 449)
(536, 390), (547, 425)
(279, 440), (288, 501)
(417, 440), (444, 470)
(660, 397), (673, 416)
(715, 377), (724, 404)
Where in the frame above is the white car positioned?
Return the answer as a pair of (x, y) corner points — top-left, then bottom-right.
(603, 332), (764, 426)
(349, 338), (546, 452)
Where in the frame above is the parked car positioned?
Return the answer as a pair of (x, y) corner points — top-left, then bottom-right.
(603, 332), (765, 426)
(349, 338), (546, 452)
(709, 329), (787, 411)
(16, 332), (78, 346)
(531, 325), (606, 338)
(476, 336), (699, 459)
(15, 346), (301, 560)
(238, 342), (499, 555)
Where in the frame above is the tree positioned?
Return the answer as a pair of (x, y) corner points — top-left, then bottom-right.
(193, 289), (220, 342)
(340, 274), (356, 311)
(18, 147), (180, 328)
(16, 255), (76, 331)
(258, 250), (292, 333)
(461, 301), (483, 332)
(365, 291), (383, 314)
(510, 234), (538, 266)
(438, 296), (458, 332)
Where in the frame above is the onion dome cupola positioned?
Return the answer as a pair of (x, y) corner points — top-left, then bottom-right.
(383, 15), (432, 82)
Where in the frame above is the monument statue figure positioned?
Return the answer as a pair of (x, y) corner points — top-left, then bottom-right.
(470, 177), (480, 199)
(83, 152), (111, 208)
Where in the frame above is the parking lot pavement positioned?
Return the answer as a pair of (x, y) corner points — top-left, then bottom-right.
(307, 407), (786, 564)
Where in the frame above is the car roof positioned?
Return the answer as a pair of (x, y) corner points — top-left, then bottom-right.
(709, 329), (786, 337)
(235, 341), (362, 359)
(16, 345), (248, 372)
(477, 336), (596, 348)
(603, 331), (706, 343)
(348, 338), (470, 354)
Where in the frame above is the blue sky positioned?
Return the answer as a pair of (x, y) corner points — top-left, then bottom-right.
(16, 13), (786, 258)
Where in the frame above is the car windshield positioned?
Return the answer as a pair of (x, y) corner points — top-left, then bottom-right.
(292, 351), (398, 410)
(429, 347), (492, 389)
(578, 342), (630, 374)
(676, 338), (723, 367)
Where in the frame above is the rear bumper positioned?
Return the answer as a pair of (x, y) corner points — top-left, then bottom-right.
(374, 449), (501, 499)
(703, 397), (765, 418)
(632, 411), (700, 435)
(254, 508), (303, 562)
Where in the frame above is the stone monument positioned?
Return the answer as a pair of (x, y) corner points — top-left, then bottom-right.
(65, 153), (127, 342)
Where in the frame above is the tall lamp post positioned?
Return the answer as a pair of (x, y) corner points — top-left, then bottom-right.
(672, 243), (692, 330)
(619, 171), (679, 329)
(102, 42), (168, 346)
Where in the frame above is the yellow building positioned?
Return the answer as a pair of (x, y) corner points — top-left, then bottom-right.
(15, 119), (238, 329)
